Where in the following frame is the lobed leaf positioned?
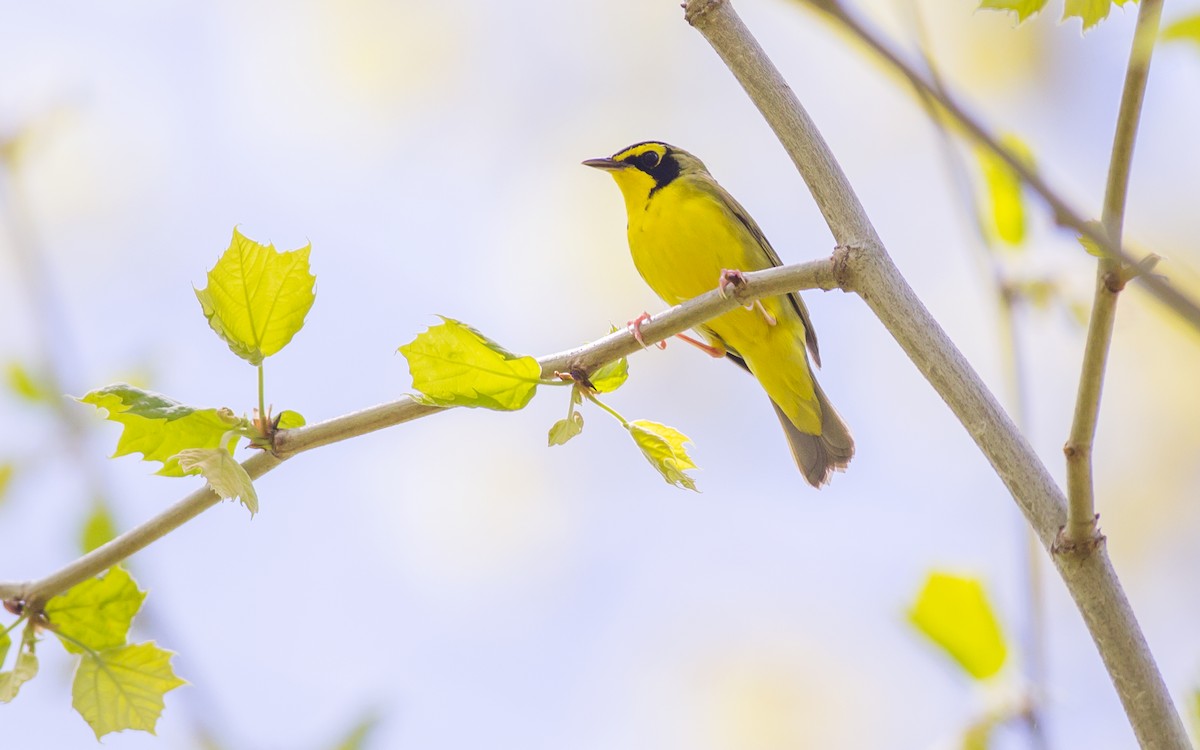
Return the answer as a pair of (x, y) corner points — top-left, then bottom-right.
(399, 317), (542, 411)
(0, 646), (38, 703)
(979, 0), (1047, 23)
(176, 448), (259, 516)
(72, 642), (185, 739)
(78, 383), (245, 477)
(979, 0), (1135, 28)
(45, 567), (145, 655)
(195, 227), (316, 366)
(627, 419), (698, 491)
(548, 412), (584, 446)
(908, 572), (1008, 680)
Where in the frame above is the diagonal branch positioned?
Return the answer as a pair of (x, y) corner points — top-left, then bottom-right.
(0, 259), (840, 608)
(1063, 0), (1163, 546)
(682, 0), (1188, 746)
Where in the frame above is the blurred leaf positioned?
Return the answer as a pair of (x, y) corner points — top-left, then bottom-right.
(1064, 0), (1136, 30)
(961, 713), (999, 750)
(908, 572), (1008, 680)
(332, 712), (379, 750)
(0, 639), (37, 703)
(548, 412), (584, 446)
(590, 357), (629, 393)
(5, 361), (50, 403)
(979, 0), (1047, 25)
(0, 462), (14, 506)
(195, 227), (316, 366)
(399, 317), (542, 411)
(976, 134), (1034, 249)
(78, 384), (245, 477)
(1076, 219), (1108, 258)
(176, 448), (259, 516)
(0, 627), (10, 669)
(1163, 14), (1200, 47)
(45, 567), (144, 655)
(627, 419), (698, 491)
(80, 502), (119, 553)
(276, 409), (306, 429)
(72, 642), (185, 739)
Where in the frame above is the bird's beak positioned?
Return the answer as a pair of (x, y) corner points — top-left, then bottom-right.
(582, 157), (624, 171)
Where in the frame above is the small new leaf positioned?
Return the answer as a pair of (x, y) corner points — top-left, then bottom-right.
(627, 419), (698, 491)
(45, 567), (145, 655)
(548, 412), (584, 446)
(79, 384), (245, 477)
(976, 134), (1035, 248)
(1163, 14), (1200, 47)
(0, 628), (9, 668)
(1076, 219), (1108, 258)
(195, 227), (316, 366)
(590, 357), (629, 393)
(176, 448), (259, 516)
(80, 502), (119, 554)
(978, 0), (1047, 22)
(0, 647), (38, 703)
(276, 409), (306, 429)
(908, 572), (1008, 680)
(399, 317), (542, 411)
(72, 642), (185, 739)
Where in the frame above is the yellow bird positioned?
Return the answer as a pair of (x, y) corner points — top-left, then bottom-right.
(585, 141), (853, 487)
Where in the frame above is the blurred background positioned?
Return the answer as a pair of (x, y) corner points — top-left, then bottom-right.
(2, 0), (1199, 747)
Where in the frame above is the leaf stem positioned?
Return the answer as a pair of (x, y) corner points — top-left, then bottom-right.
(582, 390), (629, 428)
(257, 363), (266, 425)
(1063, 0), (1163, 546)
(1, 615), (26, 639)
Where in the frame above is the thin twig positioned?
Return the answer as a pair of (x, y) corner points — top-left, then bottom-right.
(0, 259), (840, 607)
(798, 0), (1200, 333)
(1063, 0), (1163, 547)
(683, 0), (1188, 745)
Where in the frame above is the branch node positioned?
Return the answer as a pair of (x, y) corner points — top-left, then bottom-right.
(1052, 517), (1105, 559)
(831, 244), (857, 291)
(683, 0), (723, 26)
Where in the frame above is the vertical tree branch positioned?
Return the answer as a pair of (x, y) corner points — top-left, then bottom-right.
(1063, 0), (1163, 546)
(682, 1), (1189, 746)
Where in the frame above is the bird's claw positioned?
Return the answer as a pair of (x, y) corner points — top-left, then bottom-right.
(628, 312), (666, 350)
(718, 268), (749, 299)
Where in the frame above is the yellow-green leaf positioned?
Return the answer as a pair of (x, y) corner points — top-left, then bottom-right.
(72, 642), (185, 739)
(78, 384), (245, 477)
(195, 227), (316, 366)
(332, 713), (379, 750)
(908, 572), (1008, 680)
(976, 134), (1034, 249)
(627, 419), (698, 491)
(5, 361), (50, 403)
(1064, 0), (1136, 30)
(46, 567), (145, 655)
(1163, 14), (1200, 46)
(978, 0), (1048, 23)
(0, 646), (38, 703)
(548, 412), (584, 446)
(80, 502), (119, 553)
(0, 462), (14, 506)
(1076, 219), (1108, 258)
(176, 448), (259, 516)
(399, 317), (542, 411)
(276, 409), (306, 429)
(590, 357), (629, 393)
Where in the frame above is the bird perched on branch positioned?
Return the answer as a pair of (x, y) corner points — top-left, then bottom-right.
(584, 140), (853, 487)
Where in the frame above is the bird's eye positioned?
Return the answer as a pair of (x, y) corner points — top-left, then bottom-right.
(640, 151), (661, 169)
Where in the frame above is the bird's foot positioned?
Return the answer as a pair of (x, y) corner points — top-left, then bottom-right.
(628, 312), (667, 350)
(674, 332), (725, 358)
(752, 300), (777, 326)
(717, 268), (749, 299)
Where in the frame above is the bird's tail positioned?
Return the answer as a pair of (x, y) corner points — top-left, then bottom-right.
(771, 380), (854, 488)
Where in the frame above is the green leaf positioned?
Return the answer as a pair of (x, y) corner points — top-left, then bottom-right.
(978, 0), (1047, 23)
(0, 627), (10, 669)
(332, 713), (379, 750)
(1163, 14), (1200, 46)
(1076, 219), (1108, 258)
(0, 645), (38, 703)
(627, 419), (698, 491)
(1064, 0), (1135, 30)
(195, 227), (316, 366)
(548, 412), (584, 446)
(276, 409), (306, 429)
(45, 567), (145, 655)
(399, 317), (542, 411)
(908, 572), (1008, 680)
(5, 361), (50, 403)
(80, 502), (119, 553)
(176, 448), (259, 516)
(0, 462), (14, 506)
(78, 383), (245, 477)
(590, 357), (629, 393)
(976, 134), (1034, 249)
(72, 642), (185, 739)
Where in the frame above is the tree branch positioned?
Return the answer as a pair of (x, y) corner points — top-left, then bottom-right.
(683, 0), (1188, 745)
(797, 0), (1200, 334)
(0, 259), (840, 609)
(1064, 0), (1163, 546)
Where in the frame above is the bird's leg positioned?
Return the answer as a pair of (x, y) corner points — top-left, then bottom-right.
(628, 312), (667, 350)
(675, 333), (726, 358)
(752, 300), (777, 327)
(717, 269), (776, 326)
